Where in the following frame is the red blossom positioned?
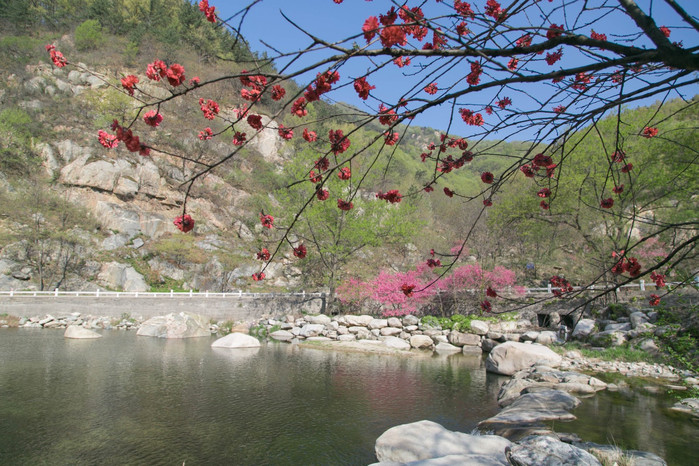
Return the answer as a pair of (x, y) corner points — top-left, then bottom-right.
(642, 127), (658, 138)
(546, 48), (563, 65)
(247, 114), (263, 130)
(486, 286), (498, 298)
(256, 248), (271, 261)
(612, 150), (625, 162)
(199, 98), (219, 120)
(252, 272), (265, 281)
(260, 213), (274, 229)
(456, 22), (470, 36)
(303, 128), (317, 142)
(454, 0), (475, 18)
(467, 61), (482, 86)
(553, 105), (566, 114)
(291, 97), (308, 117)
(443, 187), (454, 197)
(650, 272), (666, 288)
(532, 153), (552, 168)
(660, 26), (670, 38)
(46, 44), (67, 68)
(121, 75), (139, 96)
(591, 30), (607, 41)
(278, 125), (293, 140)
(600, 197), (614, 209)
(384, 131), (399, 145)
(198, 0), (216, 23)
(426, 258), (441, 268)
(401, 283), (415, 297)
(166, 63), (185, 87)
(481, 172), (494, 184)
(540, 200), (550, 210)
(143, 110), (163, 127)
(337, 199), (354, 211)
(146, 60), (167, 81)
(572, 72), (592, 91)
(483, 198), (493, 207)
(649, 294), (660, 306)
(309, 171), (322, 184)
(316, 188), (330, 201)
(613, 185), (624, 194)
(378, 104), (399, 125)
(520, 164), (535, 177)
(362, 16), (380, 42)
(354, 77), (376, 100)
(97, 130), (119, 149)
(314, 157), (330, 171)
(547, 24), (564, 40)
(459, 108), (484, 126)
(621, 163), (633, 173)
(480, 300), (492, 312)
(232, 132), (246, 145)
(293, 244), (307, 259)
(240, 88), (261, 102)
(393, 57), (411, 68)
(424, 83), (438, 95)
(485, 106), (493, 115)
(189, 77), (200, 86)
(497, 97), (512, 109)
(337, 167), (351, 180)
(376, 189), (402, 203)
(424, 186), (434, 193)
(198, 127), (213, 140)
(507, 58), (519, 70)
(173, 214), (194, 233)
(516, 34), (532, 47)
(269, 84), (286, 101)
(329, 129), (351, 154)
(484, 0), (506, 21)
(537, 188), (551, 198)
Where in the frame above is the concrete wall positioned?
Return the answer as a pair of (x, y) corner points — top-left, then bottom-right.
(0, 294), (326, 322)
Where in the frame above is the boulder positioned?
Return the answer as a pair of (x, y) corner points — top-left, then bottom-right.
(448, 331), (481, 347)
(345, 315), (374, 326)
(270, 330), (294, 342)
(630, 311), (650, 329)
(480, 390), (581, 426)
(374, 420), (511, 464)
(572, 319), (597, 340)
(520, 331), (540, 342)
(137, 312), (210, 338)
(382, 336), (411, 351)
(470, 320), (489, 335)
(481, 339), (499, 353)
(604, 322), (631, 332)
(300, 324), (325, 337)
(307, 314), (331, 325)
(410, 335), (434, 349)
(485, 341), (562, 375)
(507, 435), (601, 466)
(403, 315), (419, 326)
(369, 319), (389, 330)
(64, 326), (102, 339)
(387, 317), (403, 328)
(380, 327), (403, 337)
(211, 332), (261, 348)
(435, 342), (462, 353)
(535, 331), (557, 345)
(588, 330), (626, 347)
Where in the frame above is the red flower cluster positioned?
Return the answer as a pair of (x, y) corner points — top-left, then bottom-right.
(480, 300), (492, 312)
(146, 60), (167, 81)
(278, 125), (293, 140)
(260, 213), (274, 229)
(454, 0), (474, 18)
(537, 188), (551, 198)
(547, 24), (564, 40)
(362, 16), (380, 42)
(459, 108), (484, 126)
(485, 0), (506, 21)
(649, 294), (660, 306)
(507, 58), (519, 70)
(572, 72), (592, 91)
(424, 83), (438, 95)
(198, 0), (216, 23)
(271, 85), (286, 101)
(354, 77), (375, 100)
(384, 132), (399, 145)
(173, 214), (194, 233)
(305, 70), (339, 102)
(486, 286), (498, 298)
(426, 258), (441, 268)
(376, 190), (402, 203)
(337, 199), (354, 211)
(303, 129), (317, 142)
(611, 256), (642, 277)
(621, 163), (633, 173)
(497, 97), (512, 109)
(291, 98), (308, 118)
(329, 130), (351, 154)
(443, 187), (454, 197)
(252, 272), (265, 281)
(553, 105), (566, 114)
(642, 127), (658, 138)
(600, 197), (614, 208)
(309, 170), (322, 184)
(293, 244), (307, 259)
(111, 120), (150, 156)
(337, 167), (351, 180)
(483, 198), (493, 207)
(546, 48), (563, 65)
(550, 275), (573, 297)
(143, 110), (163, 127)
(314, 157), (330, 172)
(481, 172), (494, 184)
(45, 44), (67, 67)
(316, 188), (329, 201)
(199, 127), (213, 140)
(591, 30), (607, 41)
(393, 57), (411, 68)
(516, 34), (532, 48)
(121, 75), (139, 96)
(612, 150), (625, 162)
(467, 61), (482, 86)
(199, 98), (219, 120)
(378, 104), (399, 125)
(401, 283), (415, 297)
(247, 114), (263, 130)
(660, 26), (671, 38)
(232, 132), (246, 146)
(98, 130), (119, 149)
(166, 63), (185, 87)
(650, 272), (666, 288)
(256, 248), (271, 261)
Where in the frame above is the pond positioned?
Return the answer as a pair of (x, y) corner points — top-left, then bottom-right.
(0, 329), (696, 465)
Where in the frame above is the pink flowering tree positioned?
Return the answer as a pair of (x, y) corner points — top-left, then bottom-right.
(46, 0), (698, 309)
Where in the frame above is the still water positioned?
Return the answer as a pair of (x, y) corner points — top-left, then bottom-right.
(0, 329), (696, 465)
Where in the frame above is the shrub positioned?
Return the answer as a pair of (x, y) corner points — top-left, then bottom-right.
(75, 20), (104, 51)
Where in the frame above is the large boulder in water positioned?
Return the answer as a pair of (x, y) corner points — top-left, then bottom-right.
(211, 332), (261, 348)
(506, 435), (601, 466)
(64, 325), (102, 339)
(374, 420), (511, 464)
(137, 312), (210, 338)
(485, 341), (562, 375)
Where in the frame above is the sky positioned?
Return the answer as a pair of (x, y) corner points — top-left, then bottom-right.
(213, 1), (699, 138)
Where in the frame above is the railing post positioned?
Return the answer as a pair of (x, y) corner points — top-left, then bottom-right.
(205, 290), (209, 298)
(96, 289), (100, 298)
(135, 292), (138, 298)
(55, 288), (59, 297)
(547, 283), (552, 293)
(10, 289), (13, 297)
(238, 290), (242, 297)
(170, 289), (174, 297)
(640, 280), (645, 291)
(189, 289), (193, 297)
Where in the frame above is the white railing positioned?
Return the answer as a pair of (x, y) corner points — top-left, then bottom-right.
(0, 289), (324, 299)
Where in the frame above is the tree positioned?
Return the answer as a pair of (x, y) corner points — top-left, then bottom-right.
(47, 0), (698, 309)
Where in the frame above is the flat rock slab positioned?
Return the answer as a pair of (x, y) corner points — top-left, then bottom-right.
(64, 326), (102, 339)
(211, 332), (261, 348)
(480, 390), (580, 427)
(507, 435), (601, 465)
(486, 341), (562, 375)
(375, 420), (512, 464)
(137, 312), (210, 339)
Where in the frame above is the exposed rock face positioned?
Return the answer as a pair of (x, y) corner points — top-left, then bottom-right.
(211, 332), (261, 348)
(506, 435), (602, 466)
(97, 262), (149, 292)
(485, 341), (562, 375)
(374, 420), (511, 464)
(137, 312), (210, 338)
(64, 325), (102, 339)
(448, 331), (480, 347)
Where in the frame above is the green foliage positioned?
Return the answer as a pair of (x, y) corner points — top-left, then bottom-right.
(75, 19), (103, 50)
(151, 233), (206, 267)
(249, 323), (281, 340)
(557, 342), (655, 363)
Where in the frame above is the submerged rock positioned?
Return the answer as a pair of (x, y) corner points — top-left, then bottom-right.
(64, 325), (102, 339)
(374, 420), (511, 464)
(137, 312), (210, 339)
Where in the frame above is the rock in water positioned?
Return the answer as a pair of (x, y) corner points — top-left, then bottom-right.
(64, 326), (102, 339)
(485, 341), (562, 375)
(374, 420), (511, 464)
(479, 390), (580, 427)
(506, 435), (602, 466)
(211, 332), (261, 348)
(137, 312), (210, 338)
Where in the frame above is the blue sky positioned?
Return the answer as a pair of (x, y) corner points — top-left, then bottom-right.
(214, 1), (698, 138)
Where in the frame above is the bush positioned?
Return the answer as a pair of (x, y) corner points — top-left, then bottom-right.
(75, 20), (104, 51)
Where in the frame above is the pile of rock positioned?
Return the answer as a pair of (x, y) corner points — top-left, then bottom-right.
(18, 313), (117, 330)
(571, 309), (659, 349)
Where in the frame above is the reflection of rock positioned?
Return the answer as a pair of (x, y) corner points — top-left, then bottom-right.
(670, 398), (699, 418)
(374, 420), (511, 464)
(485, 342), (562, 375)
(506, 435), (601, 466)
(97, 262), (149, 292)
(211, 332), (261, 348)
(64, 326), (102, 339)
(137, 312), (210, 338)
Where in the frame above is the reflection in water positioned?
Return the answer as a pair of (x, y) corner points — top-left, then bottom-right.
(0, 329), (696, 465)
